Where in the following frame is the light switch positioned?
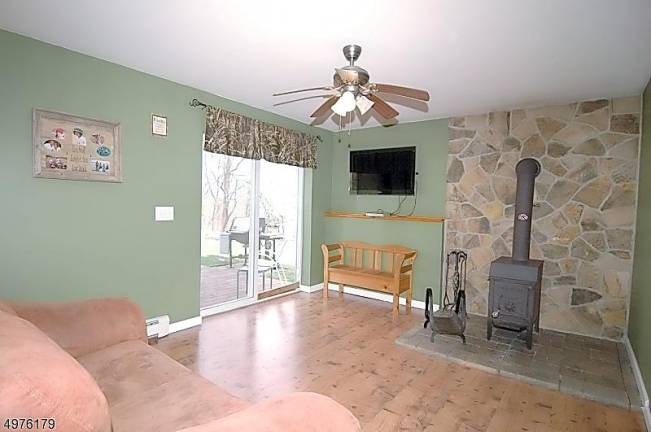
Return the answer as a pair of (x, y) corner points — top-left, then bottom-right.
(155, 206), (174, 222)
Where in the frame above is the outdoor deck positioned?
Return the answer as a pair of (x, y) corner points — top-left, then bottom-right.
(200, 264), (287, 308)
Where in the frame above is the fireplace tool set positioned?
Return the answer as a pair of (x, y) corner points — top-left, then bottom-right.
(424, 250), (468, 343)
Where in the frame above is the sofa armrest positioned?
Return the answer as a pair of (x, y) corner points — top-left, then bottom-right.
(10, 297), (146, 357)
(177, 392), (360, 432)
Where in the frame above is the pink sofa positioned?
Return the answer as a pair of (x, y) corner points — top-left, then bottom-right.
(0, 298), (360, 432)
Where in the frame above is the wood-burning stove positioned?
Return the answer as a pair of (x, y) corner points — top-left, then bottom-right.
(487, 158), (543, 349)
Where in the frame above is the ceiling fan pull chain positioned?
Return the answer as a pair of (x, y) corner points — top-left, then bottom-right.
(348, 111), (352, 136)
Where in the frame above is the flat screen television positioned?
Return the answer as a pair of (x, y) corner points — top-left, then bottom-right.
(349, 147), (416, 195)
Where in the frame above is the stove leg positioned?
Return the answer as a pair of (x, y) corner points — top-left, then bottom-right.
(487, 320), (493, 340)
(526, 325), (533, 350)
(460, 334), (466, 344)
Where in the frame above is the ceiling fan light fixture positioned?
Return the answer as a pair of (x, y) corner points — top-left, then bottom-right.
(272, 44), (431, 123)
(355, 95), (374, 115)
(331, 91), (356, 116)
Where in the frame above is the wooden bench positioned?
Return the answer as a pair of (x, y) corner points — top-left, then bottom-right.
(321, 241), (417, 320)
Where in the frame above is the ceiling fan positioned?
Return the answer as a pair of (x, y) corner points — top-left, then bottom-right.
(273, 44), (430, 120)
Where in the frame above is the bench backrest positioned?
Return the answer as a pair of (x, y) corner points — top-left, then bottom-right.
(323, 241), (417, 274)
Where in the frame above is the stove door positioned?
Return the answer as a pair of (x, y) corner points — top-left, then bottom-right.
(490, 278), (531, 325)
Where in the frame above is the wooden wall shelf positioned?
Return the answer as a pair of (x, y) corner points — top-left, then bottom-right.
(324, 210), (445, 223)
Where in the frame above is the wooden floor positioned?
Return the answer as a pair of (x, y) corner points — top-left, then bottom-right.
(156, 292), (644, 432)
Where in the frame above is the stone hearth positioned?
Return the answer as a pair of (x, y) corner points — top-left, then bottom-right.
(446, 97), (641, 339)
(397, 316), (641, 410)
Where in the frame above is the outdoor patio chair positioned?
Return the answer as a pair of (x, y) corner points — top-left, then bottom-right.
(235, 242), (289, 296)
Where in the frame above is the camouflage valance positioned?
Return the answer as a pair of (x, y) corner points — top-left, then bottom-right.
(203, 106), (318, 168)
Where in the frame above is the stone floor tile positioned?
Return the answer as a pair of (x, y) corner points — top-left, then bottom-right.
(578, 359), (623, 378)
(559, 374), (587, 400)
(411, 332), (431, 345)
(579, 369), (624, 389)
(528, 361), (561, 383)
(465, 334), (510, 352)
(579, 381), (630, 409)
(617, 346), (640, 385)
(566, 333), (618, 353)
(401, 325), (422, 338)
(588, 347), (620, 364)
(536, 334), (566, 349)
(465, 353), (503, 373)
(534, 345), (565, 366)
(619, 350), (642, 407)
(502, 350), (536, 368)
(562, 347), (597, 371)
(626, 384), (642, 408)
(501, 367), (560, 391)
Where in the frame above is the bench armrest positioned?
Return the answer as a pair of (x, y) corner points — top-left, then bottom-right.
(177, 392), (360, 432)
(9, 297), (146, 357)
(394, 251), (417, 277)
(321, 243), (343, 268)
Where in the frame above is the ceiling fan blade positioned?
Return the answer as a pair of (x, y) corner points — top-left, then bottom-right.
(311, 96), (339, 118)
(372, 83), (430, 101)
(367, 94), (399, 119)
(335, 68), (359, 84)
(273, 86), (332, 96)
(355, 95), (374, 115)
(273, 94), (333, 107)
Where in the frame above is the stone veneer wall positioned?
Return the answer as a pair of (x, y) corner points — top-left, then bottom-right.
(446, 97), (641, 339)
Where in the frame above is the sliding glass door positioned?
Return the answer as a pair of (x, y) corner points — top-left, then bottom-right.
(200, 152), (302, 311)
(200, 152), (255, 308)
(256, 160), (302, 298)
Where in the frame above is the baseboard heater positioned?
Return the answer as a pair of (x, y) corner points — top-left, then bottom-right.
(146, 315), (170, 340)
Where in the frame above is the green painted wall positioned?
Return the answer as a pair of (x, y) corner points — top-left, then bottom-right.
(324, 120), (449, 302)
(630, 80), (651, 394)
(0, 30), (331, 321)
(301, 133), (334, 286)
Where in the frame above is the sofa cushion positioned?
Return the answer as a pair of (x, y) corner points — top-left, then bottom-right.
(0, 311), (111, 432)
(78, 340), (249, 432)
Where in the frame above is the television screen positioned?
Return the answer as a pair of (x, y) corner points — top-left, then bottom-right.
(349, 147), (416, 195)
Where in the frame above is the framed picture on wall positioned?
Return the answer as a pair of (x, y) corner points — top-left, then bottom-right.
(152, 114), (167, 136)
(33, 109), (122, 182)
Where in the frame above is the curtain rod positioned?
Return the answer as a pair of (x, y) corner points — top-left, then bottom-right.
(189, 98), (322, 142)
(189, 98), (209, 109)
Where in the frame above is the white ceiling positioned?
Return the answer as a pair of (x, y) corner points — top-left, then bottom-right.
(1, 0), (650, 130)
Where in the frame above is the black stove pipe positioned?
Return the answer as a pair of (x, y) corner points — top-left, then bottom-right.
(512, 158), (541, 262)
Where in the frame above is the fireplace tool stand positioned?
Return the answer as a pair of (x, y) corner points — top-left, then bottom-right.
(424, 250), (468, 344)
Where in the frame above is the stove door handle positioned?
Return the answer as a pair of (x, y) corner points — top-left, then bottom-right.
(491, 310), (500, 319)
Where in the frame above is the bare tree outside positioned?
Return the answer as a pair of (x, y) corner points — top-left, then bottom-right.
(201, 152), (250, 237)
